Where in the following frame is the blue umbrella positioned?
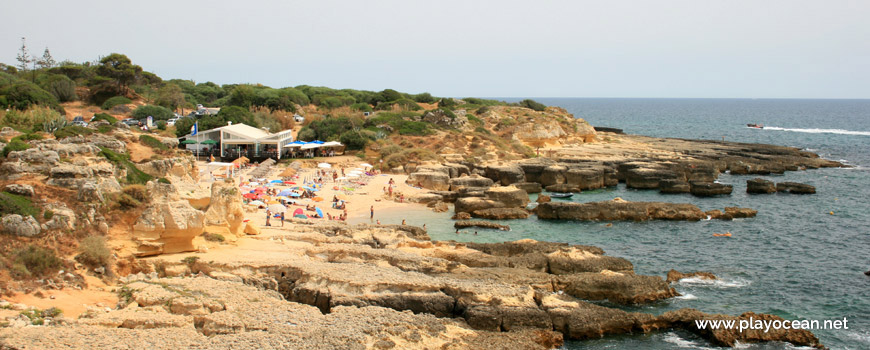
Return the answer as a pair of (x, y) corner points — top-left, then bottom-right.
(288, 192), (302, 197)
(315, 207), (324, 219)
(270, 180), (283, 184)
(278, 189), (293, 196)
(301, 186), (318, 191)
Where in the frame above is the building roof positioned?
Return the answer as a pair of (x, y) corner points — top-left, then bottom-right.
(221, 123), (272, 140)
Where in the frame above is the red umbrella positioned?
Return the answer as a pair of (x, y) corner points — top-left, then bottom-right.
(254, 187), (266, 193)
(243, 193), (258, 199)
(284, 181), (296, 185)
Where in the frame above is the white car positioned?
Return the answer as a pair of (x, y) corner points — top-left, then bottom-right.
(166, 118), (178, 126)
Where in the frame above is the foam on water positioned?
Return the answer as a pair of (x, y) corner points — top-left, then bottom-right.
(676, 277), (751, 288)
(674, 293), (698, 300)
(762, 126), (870, 136)
(662, 333), (715, 350)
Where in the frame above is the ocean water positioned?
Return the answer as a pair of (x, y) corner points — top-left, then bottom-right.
(380, 99), (870, 350)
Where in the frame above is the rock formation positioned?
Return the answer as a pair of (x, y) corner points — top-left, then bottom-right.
(202, 180), (246, 238)
(776, 182), (816, 194)
(132, 181), (205, 257)
(666, 269), (718, 283)
(746, 178), (776, 194)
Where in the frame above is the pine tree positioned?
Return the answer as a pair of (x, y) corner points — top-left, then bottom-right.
(38, 47), (56, 69)
(16, 37), (32, 73)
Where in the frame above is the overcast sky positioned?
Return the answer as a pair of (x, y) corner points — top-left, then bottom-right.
(2, 0), (869, 98)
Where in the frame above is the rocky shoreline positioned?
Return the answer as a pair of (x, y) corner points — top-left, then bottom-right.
(0, 222), (824, 349)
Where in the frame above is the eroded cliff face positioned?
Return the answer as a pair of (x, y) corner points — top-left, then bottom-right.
(203, 180), (246, 238)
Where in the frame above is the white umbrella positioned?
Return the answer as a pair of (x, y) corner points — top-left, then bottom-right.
(336, 177), (348, 181)
(360, 163), (373, 168)
(317, 163), (331, 168)
(248, 200), (265, 206)
(268, 204), (287, 213)
(346, 174), (359, 178)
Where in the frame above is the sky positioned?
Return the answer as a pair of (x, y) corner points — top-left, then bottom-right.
(2, 0), (869, 99)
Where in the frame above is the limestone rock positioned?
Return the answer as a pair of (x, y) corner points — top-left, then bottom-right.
(133, 182), (205, 256)
(540, 165), (568, 186)
(537, 200), (706, 221)
(557, 271), (679, 304)
(448, 175), (494, 191)
(454, 198), (503, 214)
(77, 181), (104, 203)
(471, 208), (529, 220)
(776, 182), (816, 194)
(407, 172), (450, 191)
(483, 186), (529, 208)
(408, 193), (443, 204)
(243, 222), (260, 235)
(659, 179), (691, 194)
(1, 214), (41, 237)
(666, 269), (717, 283)
(4, 184), (34, 196)
(203, 180), (245, 237)
(545, 184), (580, 193)
(513, 182), (542, 194)
(747, 178), (776, 194)
(565, 168), (604, 190)
(690, 181), (733, 197)
(484, 164), (525, 185)
(454, 220), (511, 231)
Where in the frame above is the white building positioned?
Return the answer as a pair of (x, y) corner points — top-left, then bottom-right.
(180, 122), (294, 160)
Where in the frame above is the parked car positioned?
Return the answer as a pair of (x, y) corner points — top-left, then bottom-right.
(166, 118), (178, 126)
(71, 116), (88, 127)
(122, 118), (139, 126)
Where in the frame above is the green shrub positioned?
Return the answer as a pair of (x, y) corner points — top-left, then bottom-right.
(99, 147), (154, 184)
(91, 113), (117, 124)
(395, 98), (422, 111)
(15, 133), (43, 141)
(76, 236), (112, 267)
(54, 125), (94, 139)
(379, 144), (403, 158)
(397, 121), (432, 136)
(413, 92), (436, 103)
(2, 139), (31, 157)
(43, 210), (54, 220)
(0, 73), (63, 112)
(439, 98), (457, 108)
(122, 184), (149, 202)
(101, 96), (132, 110)
(350, 103), (373, 112)
(519, 99), (546, 112)
(339, 131), (368, 150)
(20, 307), (63, 325)
(182, 256), (200, 265)
(116, 193), (141, 209)
(42, 115), (69, 133)
(97, 125), (113, 133)
(0, 191), (39, 217)
(138, 134), (168, 151)
(131, 104), (174, 121)
(1, 107), (61, 131)
(476, 106), (490, 115)
(157, 177), (171, 184)
(204, 233), (225, 242)
(14, 245), (62, 277)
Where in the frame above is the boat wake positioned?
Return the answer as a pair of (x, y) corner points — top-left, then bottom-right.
(676, 277), (750, 288)
(674, 293), (698, 300)
(763, 126), (870, 136)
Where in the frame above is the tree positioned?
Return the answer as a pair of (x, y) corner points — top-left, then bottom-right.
(228, 85), (256, 107)
(217, 106), (256, 126)
(131, 105), (174, 120)
(37, 48), (55, 69)
(155, 83), (185, 111)
(381, 89), (402, 102)
(96, 53), (142, 95)
(16, 37), (32, 73)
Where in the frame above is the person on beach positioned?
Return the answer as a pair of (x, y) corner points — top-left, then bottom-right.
(401, 219), (406, 225)
(376, 220), (380, 225)
(474, 231), (478, 235)
(422, 224), (427, 231)
(266, 210), (271, 227)
(280, 212), (285, 227)
(370, 205), (374, 220)
(455, 229), (460, 234)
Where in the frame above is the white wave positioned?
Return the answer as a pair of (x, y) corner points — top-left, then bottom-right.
(763, 126), (870, 136)
(675, 293), (698, 300)
(677, 277), (750, 288)
(845, 330), (870, 343)
(662, 332), (715, 349)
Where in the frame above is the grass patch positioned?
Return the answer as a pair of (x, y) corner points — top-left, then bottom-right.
(91, 113), (117, 124)
(20, 308), (63, 325)
(0, 191), (39, 218)
(99, 147), (154, 185)
(138, 135), (168, 151)
(54, 125), (94, 139)
(101, 96), (132, 110)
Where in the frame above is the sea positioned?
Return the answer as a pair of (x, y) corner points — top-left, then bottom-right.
(367, 98), (870, 350)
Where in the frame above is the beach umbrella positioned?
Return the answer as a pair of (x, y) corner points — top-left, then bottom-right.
(283, 181), (296, 185)
(360, 163), (373, 168)
(336, 177), (347, 181)
(312, 197), (324, 202)
(294, 214), (308, 219)
(201, 139), (218, 145)
(317, 163), (332, 168)
(249, 182), (259, 187)
(268, 204), (286, 213)
(336, 194), (348, 200)
(293, 208), (303, 216)
(279, 168), (297, 177)
(248, 200), (265, 206)
(270, 180), (283, 184)
(180, 139), (197, 144)
(288, 192), (301, 197)
(278, 189), (294, 196)
(254, 187), (266, 193)
(243, 193), (258, 199)
(346, 174), (359, 178)
(276, 196), (289, 201)
(315, 207), (324, 218)
(301, 186), (318, 191)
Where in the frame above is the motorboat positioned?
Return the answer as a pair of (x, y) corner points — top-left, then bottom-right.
(549, 193), (574, 199)
(746, 123), (764, 129)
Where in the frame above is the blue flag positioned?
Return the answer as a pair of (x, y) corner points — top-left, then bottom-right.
(191, 122), (198, 135)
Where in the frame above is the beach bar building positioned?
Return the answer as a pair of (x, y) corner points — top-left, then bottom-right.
(179, 122), (294, 161)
